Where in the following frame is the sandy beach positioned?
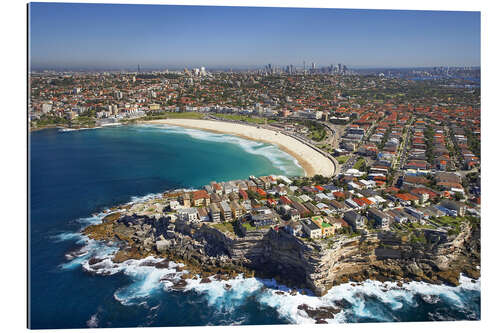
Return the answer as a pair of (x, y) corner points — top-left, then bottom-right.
(144, 119), (335, 177)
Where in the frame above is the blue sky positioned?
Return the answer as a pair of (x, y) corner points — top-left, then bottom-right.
(29, 2), (480, 69)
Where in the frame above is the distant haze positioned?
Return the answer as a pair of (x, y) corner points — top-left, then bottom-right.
(29, 3), (480, 69)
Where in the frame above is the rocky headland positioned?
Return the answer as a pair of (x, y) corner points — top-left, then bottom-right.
(81, 201), (480, 298)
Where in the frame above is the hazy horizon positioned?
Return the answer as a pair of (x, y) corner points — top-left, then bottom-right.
(29, 2), (480, 69)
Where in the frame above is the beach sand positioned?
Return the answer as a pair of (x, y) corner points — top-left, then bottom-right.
(144, 119), (335, 177)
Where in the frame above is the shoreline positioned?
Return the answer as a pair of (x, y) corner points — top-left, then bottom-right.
(82, 196), (480, 298)
(142, 119), (335, 177)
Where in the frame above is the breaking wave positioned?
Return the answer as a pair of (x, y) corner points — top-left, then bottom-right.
(55, 191), (480, 325)
(135, 124), (304, 176)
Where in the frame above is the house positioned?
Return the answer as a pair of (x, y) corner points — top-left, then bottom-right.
(169, 200), (180, 211)
(345, 198), (360, 209)
(425, 205), (446, 218)
(410, 188), (430, 203)
(323, 216), (345, 231)
(315, 193), (330, 202)
(285, 220), (303, 236)
(259, 176), (272, 189)
(203, 185), (213, 194)
(290, 199), (310, 217)
(210, 192), (221, 204)
(239, 189), (249, 200)
(177, 207), (198, 223)
(404, 206), (424, 221)
(367, 208), (390, 229)
(332, 191), (346, 200)
(192, 190), (210, 206)
(304, 202), (321, 215)
(237, 181), (248, 191)
(440, 199), (466, 217)
(300, 218), (322, 239)
(394, 193), (420, 206)
(299, 194), (312, 202)
(435, 172), (462, 184)
(251, 208), (277, 227)
(211, 182), (223, 195)
(229, 200), (243, 219)
(277, 175), (293, 185)
(219, 201), (233, 221)
(311, 216), (335, 237)
(386, 209), (408, 224)
(289, 208), (300, 221)
(246, 180), (257, 192)
(343, 210), (366, 231)
(403, 175), (431, 187)
(228, 192), (239, 202)
(223, 183), (238, 194)
(197, 207), (210, 222)
(330, 200), (347, 212)
(209, 203), (221, 223)
(182, 192), (191, 207)
(316, 202), (330, 212)
(256, 188), (267, 197)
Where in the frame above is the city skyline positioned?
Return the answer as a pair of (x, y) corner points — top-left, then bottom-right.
(29, 3), (480, 69)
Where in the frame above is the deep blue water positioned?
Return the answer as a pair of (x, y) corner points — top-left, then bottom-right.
(29, 125), (480, 329)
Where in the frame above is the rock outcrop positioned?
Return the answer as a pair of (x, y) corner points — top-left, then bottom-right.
(83, 211), (480, 296)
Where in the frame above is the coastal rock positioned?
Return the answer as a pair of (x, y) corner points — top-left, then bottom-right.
(160, 273), (177, 282)
(154, 259), (171, 269)
(437, 270), (460, 286)
(102, 212), (122, 223)
(112, 248), (144, 263)
(82, 203), (480, 296)
(88, 257), (105, 266)
(172, 279), (188, 290)
(297, 304), (340, 320)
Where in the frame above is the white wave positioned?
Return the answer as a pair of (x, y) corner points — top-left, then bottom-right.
(51, 232), (81, 242)
(59, 127), (100, 132)
(68, 232), (481, 324)
(129, 193), (163, 204)
(137, 124), (304, 176)
(76, 212), (111, 226)
(183, 275), (262, 311)
(257, 276), (480, 324)
(63, 189), (480, 324)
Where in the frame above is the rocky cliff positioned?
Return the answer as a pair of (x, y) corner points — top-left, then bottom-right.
(83, 212), (480, 296)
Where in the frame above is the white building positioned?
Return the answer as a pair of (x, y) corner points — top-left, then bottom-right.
(177, 207), (198, 222)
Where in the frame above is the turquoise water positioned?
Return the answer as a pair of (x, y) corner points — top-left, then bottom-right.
(29, 124), (479, 329)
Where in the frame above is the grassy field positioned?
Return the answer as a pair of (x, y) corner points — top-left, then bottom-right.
(353, 157), (366, 170)
(216, 114), (274, 124)
(142, 112), (206, 120)
(434, 216), (465, 224)
(431, 216), (466, 235)
(336, 155), (349, 164)
(308, 128), (326, 142)
(212, 222), (236, 234)
(241, 222), (257, 231)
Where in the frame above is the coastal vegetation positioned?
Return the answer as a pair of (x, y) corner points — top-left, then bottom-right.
(353, 157), (366, 170)
(335, 155), (349, 164)
(141, 111), (206, 121)
(215, 113), (275, 124)
(301, 120), (326, 142)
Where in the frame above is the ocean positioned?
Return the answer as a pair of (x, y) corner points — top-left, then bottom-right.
(29, 124), (480, 329)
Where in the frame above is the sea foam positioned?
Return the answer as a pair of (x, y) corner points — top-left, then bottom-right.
(138, 124), (304, 176)
(58, 191), (480, 325)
